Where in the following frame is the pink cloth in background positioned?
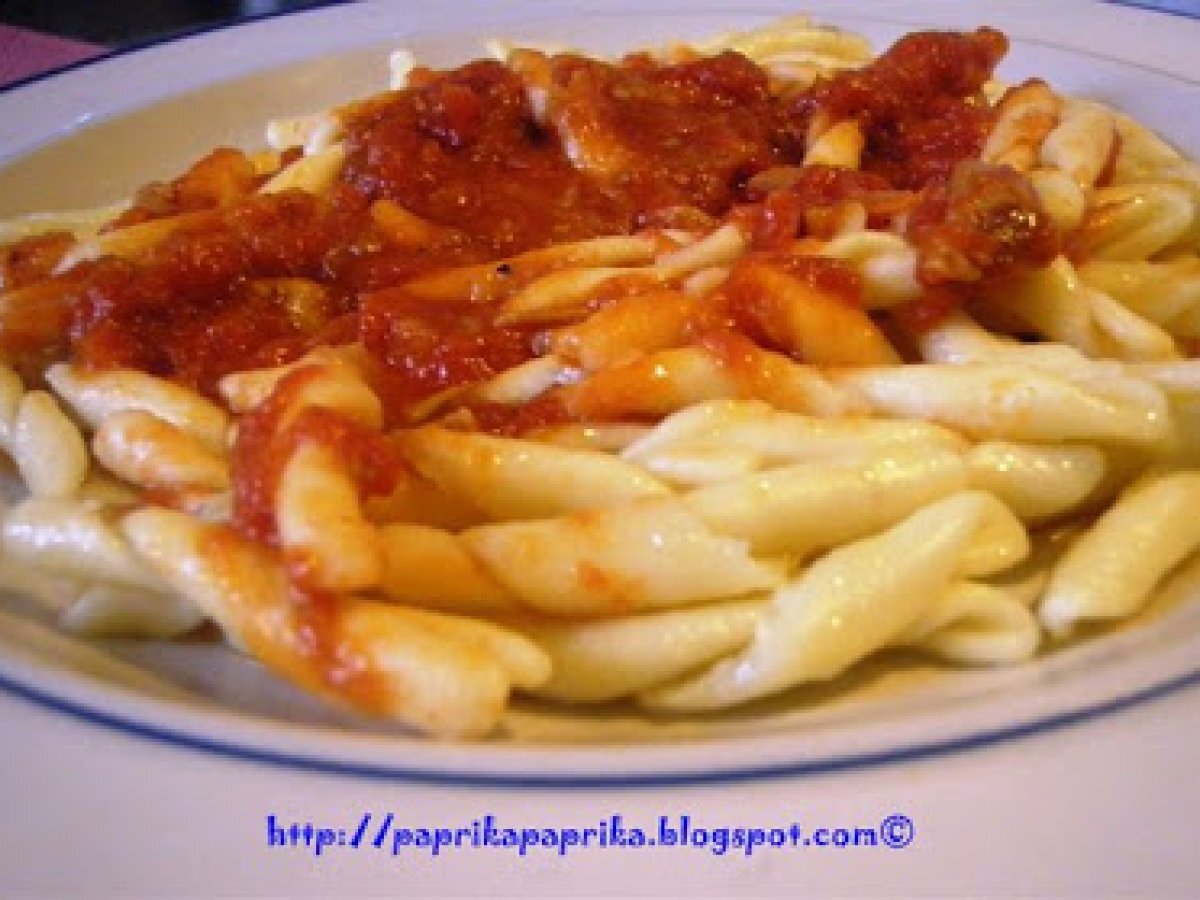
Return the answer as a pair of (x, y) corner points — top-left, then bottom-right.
(0, 24), (105, 88)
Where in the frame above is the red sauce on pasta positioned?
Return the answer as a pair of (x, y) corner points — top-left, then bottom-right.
(777, 28), (1006, 189)
(231, 366), (404, 545)
(358, 286), (540, 414)
(0, 26), (1036, 420)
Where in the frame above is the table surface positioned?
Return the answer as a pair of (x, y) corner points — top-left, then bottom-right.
(0, 23), (104, 88)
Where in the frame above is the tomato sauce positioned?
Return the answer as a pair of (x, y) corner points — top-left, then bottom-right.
(231, 366), (405, 545)
(777, 28), (1006, 189)
(358, 286), (540, 417)
(1, 27), (1023, 418)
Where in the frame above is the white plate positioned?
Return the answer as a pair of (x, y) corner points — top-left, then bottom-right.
(3, 1), (1200, 893)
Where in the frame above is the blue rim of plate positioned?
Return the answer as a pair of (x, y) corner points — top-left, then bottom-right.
(3, 2), (1200, 788)
(3, 662), (1200, 788)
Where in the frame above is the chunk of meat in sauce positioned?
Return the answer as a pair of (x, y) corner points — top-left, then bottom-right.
(907, 159), (1059, 287)
(894, 160), (1060, 333)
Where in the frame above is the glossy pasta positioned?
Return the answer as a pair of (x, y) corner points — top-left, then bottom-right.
(2, 14), (1200, 737)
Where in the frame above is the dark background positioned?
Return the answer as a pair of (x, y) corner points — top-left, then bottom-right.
(0, 0), (345, 45)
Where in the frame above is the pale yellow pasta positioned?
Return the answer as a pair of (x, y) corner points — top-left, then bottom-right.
(833, 361), (1171, 446)
(918, 310), (1102, 372)
(682, 447), (967, 556)
(1078, 257), (1200, 339)
(979, 257), (1179, 361)
(680, 266), (730, 296)
(92, 410), (229, 492)
(1040, 98), (1116, 188)
(496, 267), (655, 326)
(259, 143), (347, 195)
(276, 442), (383, 593)
(265, 111), (342, 155)
(981, 79), (1060, 172)
(402, 234), (657, 303)
(1129, 359), (1200, 396)
(641, 491), (1028, 710)
(59, 583), (204, 639)
(655, 223), (749, 280)
(1079, 182), (1198, 260)
(264, 360), (382, 429)
(511, 598), (765, 703)
(1111, 108), (1187, 183)
(1027, 167), (1088, 233)
(215, 346), (368, 415)
(818, 231), (920, 308)
(563, 345), (867, 421)
(459, 497), (783, 616)
(388, 48), (417, 89)
(496, 224), (746, 326)
(46, 363), (230, 452)
(72, 472), (141, 509)
(803, 119), (863, 168)
(51, 212), (210, 275)
(121, 506), (548, 738)
(1039, 470), (1200, 636)
(530, 423), (651, 453)
(0, 204), (127, 247)
(378, 523), (518, 613)
(620, 447), (760, 487)
(381, 605), (551, 692)
(0, 362), (19, 425)
(464, 355), (573, 407)
(899, 581), (1041, 666)
(0, 549), (84, 615)
(965, 442), (1106, 522)
(4, 390), (89, 499)
(690, 14), (872, 84)
(624, 400), (966, 488)
(919, 314), (1194, 458)
(2, 497), (166, 592)
(397, 427), (671, 521)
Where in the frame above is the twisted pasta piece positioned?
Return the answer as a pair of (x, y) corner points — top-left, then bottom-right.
(460, 496), (783, 616)
(396, 427), (670, 521)
(1039, 470), (1200, 636)
(622, 399), (966, 486)
(122, 507), (550, 738)
(1078, 257), (1200, 339)
(1076, 182), (1199, 261)
(980, 256), (1179, 361)
(510, 598), (766, 703)
(0, 364), (88, 499)
(641, 491), (1029, 710)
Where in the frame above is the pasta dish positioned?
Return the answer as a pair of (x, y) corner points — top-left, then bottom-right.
(2, 14), (1199, 737)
